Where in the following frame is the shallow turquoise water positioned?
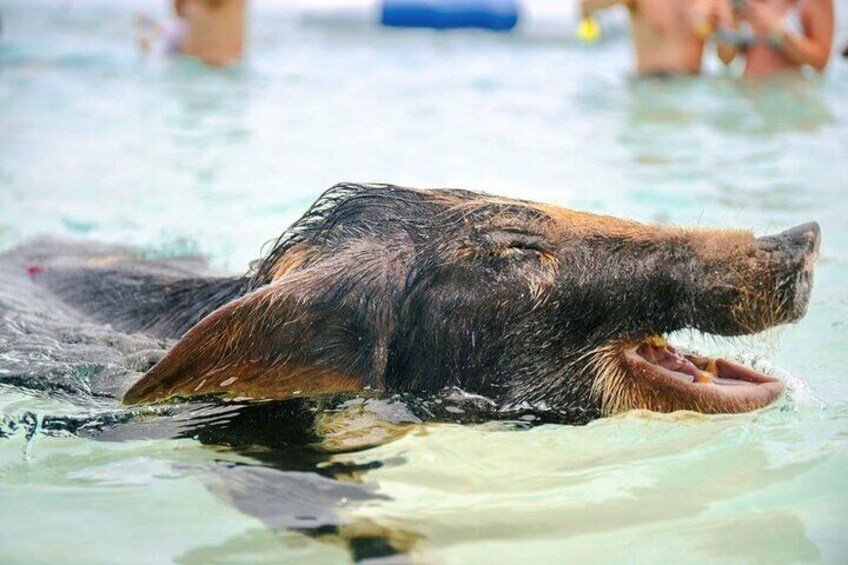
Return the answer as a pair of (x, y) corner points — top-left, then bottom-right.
(1, 1), (848, 563)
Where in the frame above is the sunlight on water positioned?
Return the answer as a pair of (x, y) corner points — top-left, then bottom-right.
(1, 0), (847, 562)
(333, 411), (848, 562)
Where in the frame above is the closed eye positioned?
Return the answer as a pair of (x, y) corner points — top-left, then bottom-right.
(454, 229), (557, 266)
(485, 229), (552, 255)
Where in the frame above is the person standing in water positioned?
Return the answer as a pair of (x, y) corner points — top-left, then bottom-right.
(182, 0), (247, 66)
(716, 0), (834, 77)
(580, 0), (725, 76)
(136, 0), (247, 67)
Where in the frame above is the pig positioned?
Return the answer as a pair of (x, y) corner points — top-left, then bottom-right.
(93, 183), (818, 420)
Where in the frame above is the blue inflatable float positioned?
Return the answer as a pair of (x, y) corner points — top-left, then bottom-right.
(381, 0), (519, 31)
(284, 0), (627, 39)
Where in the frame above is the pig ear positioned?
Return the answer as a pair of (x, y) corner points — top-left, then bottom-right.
(122, 278), (388, 405)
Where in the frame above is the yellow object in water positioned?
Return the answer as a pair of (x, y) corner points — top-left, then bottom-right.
(576, 17), (601, 43)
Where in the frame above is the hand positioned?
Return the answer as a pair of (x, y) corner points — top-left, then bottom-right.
(743, 0), (783, 35)
(713, 0), (735, 29)
(700, 0), (729, 27)
(691, 0), (734, 37)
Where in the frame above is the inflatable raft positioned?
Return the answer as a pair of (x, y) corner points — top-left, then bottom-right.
(381, 0), (520, 31)
(283, 0), (624, 39)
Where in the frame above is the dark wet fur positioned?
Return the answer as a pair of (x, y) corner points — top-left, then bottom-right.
(45, 268), (249, 340)
(3, 183), (817, 415)
(0, 226), (556, 562)
(123, 183), (813, 415)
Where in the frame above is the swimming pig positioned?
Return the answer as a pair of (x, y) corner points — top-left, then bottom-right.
(0, 183), (819, 562)
(48, 183), (820, 421)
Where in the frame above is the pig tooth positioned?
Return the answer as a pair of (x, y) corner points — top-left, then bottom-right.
(706, 359), (718, 375)
(695, 371), (714, 384)
(647, 335), (668, 347)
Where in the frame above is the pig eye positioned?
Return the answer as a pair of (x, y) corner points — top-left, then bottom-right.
(487, 230), (548, 252)
(464, 229), (555, 262)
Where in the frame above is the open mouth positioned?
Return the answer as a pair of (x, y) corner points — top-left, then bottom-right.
(620, 336), (785, 414)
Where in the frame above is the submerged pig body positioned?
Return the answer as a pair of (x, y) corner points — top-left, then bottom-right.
(61, 183), (817, 420)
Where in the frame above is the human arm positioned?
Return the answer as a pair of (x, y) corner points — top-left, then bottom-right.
(746, 0), (834, 71)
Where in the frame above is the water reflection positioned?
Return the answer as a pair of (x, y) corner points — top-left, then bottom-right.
(3, 388), (604, 562)
(327, 412), (836, 562)
(615, 75), (836, 221)
(733, 76), (834, 135)
(1, 395), (422, 561)
(623, 75), (833, 139)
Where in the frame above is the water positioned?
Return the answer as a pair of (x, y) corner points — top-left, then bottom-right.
(2, 0), (848, 562)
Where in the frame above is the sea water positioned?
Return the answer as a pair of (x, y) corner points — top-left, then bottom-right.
(1, 1), (847, 562)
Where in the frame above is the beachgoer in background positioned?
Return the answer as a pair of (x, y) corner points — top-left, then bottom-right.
(182, 0), (247, 66)
(580, 0), (724, 76)
(135, 0), (247, 67)
(716, 0), (834, 77)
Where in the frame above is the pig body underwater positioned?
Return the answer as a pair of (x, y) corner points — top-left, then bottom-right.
(5, 183), (821, 424)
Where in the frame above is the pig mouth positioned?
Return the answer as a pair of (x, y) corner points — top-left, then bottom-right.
(592, 221), (819, 416)
(613, 336), (785, 414)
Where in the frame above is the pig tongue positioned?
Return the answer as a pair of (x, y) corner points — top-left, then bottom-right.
(640, 342), (749, 386)
(642, 344), (703, 382)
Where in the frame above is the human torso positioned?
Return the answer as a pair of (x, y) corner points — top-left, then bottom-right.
(181, 0), (247, 66)
(743, 0), (804, 77)
(629, 0), (705, 75)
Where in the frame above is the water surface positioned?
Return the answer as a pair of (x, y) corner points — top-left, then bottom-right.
(1, 1), (847, 562)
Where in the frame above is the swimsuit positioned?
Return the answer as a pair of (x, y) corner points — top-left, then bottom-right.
(717, 1), (801, 50)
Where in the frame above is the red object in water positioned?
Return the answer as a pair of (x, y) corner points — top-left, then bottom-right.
(26, 265), (44, 276)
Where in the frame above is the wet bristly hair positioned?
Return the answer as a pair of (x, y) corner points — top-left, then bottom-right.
(247, 182), (508, 288)
(116, 182), (815, 421)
